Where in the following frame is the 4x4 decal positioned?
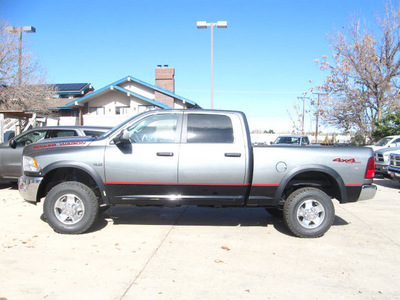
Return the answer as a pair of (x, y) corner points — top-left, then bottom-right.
(333, 158), (360, 164)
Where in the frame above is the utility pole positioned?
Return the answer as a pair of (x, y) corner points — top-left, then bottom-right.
(297, 92), (310, 135)
(312, 92), (328, 143)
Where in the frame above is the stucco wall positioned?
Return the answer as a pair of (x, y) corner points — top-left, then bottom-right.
(119, 81), (155, 99)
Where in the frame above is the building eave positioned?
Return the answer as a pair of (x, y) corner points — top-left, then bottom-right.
(57, 75), (200, 109)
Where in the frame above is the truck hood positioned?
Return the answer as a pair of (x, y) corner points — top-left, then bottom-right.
(374, 146), (400, 155)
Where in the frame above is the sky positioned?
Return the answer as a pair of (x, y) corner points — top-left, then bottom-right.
(0, 0), (388, 133)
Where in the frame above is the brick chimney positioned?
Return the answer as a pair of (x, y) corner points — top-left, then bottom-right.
(155, 65), (175, 107)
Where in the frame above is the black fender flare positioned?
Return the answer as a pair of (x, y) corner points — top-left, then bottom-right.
(273, 164), (347, 205)
(41, 161), (109, 204)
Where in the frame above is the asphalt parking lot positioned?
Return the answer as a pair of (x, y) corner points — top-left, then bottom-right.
(1, 178), (400, 300)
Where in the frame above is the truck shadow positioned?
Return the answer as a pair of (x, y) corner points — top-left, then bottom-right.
(0, 182), (18, 190)
(92, 206), (349, 237)
(374, 178), (400, 189)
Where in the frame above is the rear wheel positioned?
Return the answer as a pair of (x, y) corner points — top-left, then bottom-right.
(283, 187), (335, 238)
(43, 181), (99, 234)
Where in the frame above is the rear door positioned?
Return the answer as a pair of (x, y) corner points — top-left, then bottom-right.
(177, 112), (248, 205)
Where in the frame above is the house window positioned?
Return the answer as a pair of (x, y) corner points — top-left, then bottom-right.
(116, 106), (129, 115)
(89, 107), (105, 115)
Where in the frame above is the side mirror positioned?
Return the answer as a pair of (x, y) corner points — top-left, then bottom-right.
(113, 129), (130, 145)
(9, 139), (17, 149)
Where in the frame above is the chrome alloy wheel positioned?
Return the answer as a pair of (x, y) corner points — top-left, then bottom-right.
(296, 199), (325, 229)
(54, 194), (85, 225)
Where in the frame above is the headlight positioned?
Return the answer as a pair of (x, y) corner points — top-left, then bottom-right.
(23, 156), (41, 173)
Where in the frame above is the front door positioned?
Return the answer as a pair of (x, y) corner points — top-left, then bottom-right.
(104, 112), (182, 204)
(1, 129), (48, 180)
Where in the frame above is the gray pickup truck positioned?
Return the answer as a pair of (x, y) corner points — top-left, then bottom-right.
(18, 109), (377, 238)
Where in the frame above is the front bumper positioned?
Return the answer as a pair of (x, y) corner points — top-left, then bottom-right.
(375, 163), (388, 174)
(390, 171), (400, 180)
(18, 175), (43, 203)
(358, 184), (377, 201)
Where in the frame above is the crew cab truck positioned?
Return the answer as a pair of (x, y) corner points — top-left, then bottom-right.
(388, 153), (400, 182)
(18, 110), (377, 238)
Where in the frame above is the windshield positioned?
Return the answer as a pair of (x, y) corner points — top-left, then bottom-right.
(274, 136), (301, 145)
(374, 137), (391, 146)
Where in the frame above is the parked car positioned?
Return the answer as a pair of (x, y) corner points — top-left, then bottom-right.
(0, 126), (111, 182)
(366, 135), (400, 151)
(374, 147), (400, 176)
(271, 135), (310, 146)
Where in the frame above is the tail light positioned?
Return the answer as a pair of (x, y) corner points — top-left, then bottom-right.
(365, 157), (375, 179)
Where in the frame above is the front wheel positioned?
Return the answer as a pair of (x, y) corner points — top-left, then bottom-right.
(43, 181), (99, 234)
(283, 187), (335, 238)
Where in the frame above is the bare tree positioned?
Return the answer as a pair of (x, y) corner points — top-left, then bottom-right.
(0, 19), (55, 113)
(315, 2), (400, 142)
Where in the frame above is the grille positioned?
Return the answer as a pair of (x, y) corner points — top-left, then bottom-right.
(375, 153), (384, 162)
(389, 154), (400, 168)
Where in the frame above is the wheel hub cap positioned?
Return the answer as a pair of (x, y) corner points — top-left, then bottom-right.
(304, 207), (318, 221)
(54, 194), (85, 225)
(297, 199), (325, 229)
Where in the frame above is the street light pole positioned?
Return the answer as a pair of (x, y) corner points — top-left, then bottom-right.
(196, 21), (227, 109)
(210, 24), (214, 109)
(5, 26), (36, 85)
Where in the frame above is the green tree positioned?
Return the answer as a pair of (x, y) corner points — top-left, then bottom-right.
(264, 129), (275, 134)
(372, 111), (400, 140)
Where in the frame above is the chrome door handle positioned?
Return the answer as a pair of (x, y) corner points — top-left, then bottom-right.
(157, 152), (174, 156)
(225, 153), (241, 157)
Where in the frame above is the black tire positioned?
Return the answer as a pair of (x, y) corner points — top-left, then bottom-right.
(43, 181), (99, 234)
(283, 187), (335, 238)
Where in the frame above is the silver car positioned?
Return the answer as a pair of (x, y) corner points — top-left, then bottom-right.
(271, 135), (310, 145)
(0, 126), (110, 182)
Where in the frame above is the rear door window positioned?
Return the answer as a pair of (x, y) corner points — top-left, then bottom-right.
(186, 114), (234, 143)
(50, 130), (78, 138)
